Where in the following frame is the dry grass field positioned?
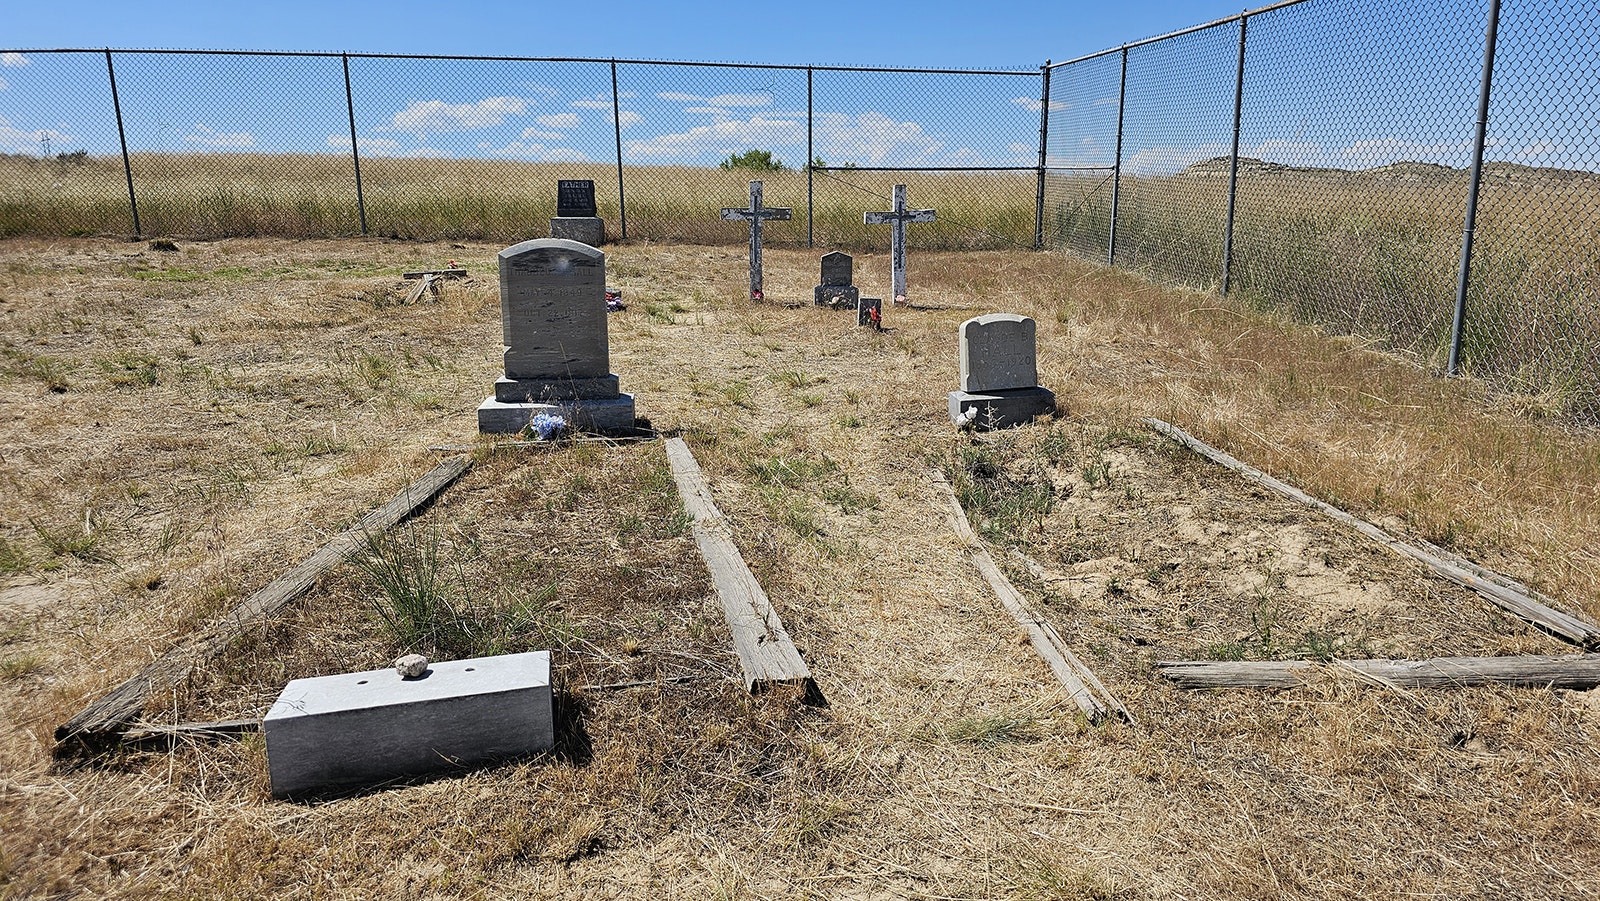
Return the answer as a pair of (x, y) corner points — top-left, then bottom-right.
(2, 235), (1599, 899)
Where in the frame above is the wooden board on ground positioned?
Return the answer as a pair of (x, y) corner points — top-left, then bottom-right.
(1159, 653), (1600, 690)
(930, 470), (1131, 725)
(663, 438), (818, 700)
(1145, 417), (1600, 648)
(54, 455), (473, 753)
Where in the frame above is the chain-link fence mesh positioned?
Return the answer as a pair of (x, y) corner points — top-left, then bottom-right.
(7, 4), (1600, 421)
(0, 51), (128, 237)
(1470, 0), (1600, 420)
(1043, 0), (1600, 423)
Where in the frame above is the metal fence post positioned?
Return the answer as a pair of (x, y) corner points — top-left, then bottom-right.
(1108, 47), (1127, 266)
(611, 60), (627, 241)
(104, 49), (140, 236)
(1034, 61), (1051, 250)
(1221, 15), (1247, 296)
(1449, 0), (1502, 377)
(807, 66), (814, 248)
(342, 53), (367, 236)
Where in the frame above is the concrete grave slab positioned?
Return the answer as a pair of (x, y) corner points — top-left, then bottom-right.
(264, 651), (553, 799)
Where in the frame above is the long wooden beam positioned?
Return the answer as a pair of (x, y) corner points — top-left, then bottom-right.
(663, 438), (818, 700)
(1159, 654), (1600, 690)
(1146, 418), (1599, 648)
(55, 455), (473, 753)
(931, 470), (1131, 725)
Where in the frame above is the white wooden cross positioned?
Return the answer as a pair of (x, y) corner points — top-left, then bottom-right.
(720, 180), (792, 301)
(863, 184), (936, 305)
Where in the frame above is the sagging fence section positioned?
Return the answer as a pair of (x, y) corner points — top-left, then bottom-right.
(1042, 0), (1600, 421)
(2, 0), (1599, 419)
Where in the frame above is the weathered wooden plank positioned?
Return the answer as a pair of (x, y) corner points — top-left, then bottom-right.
(663, 438), (817, 699)
(1145, 417), (1599, 648)
(931, 471), (1131, 724)
(401, 269), (468, 279)
(1158, 654), (1600, 690)
(123, 719), (262, 743)
(55, 455), (473, 753)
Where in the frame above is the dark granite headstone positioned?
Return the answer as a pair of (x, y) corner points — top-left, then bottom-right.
(814, 250), (861, 308)
(820, 251), (852, 286)
(557, 180), (597, 218)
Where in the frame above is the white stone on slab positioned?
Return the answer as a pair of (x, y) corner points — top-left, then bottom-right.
(477, 394), (636, 434)
(264, 651), (553, 799)
(948, 386), (1056, 430)
(395, 654), (429, 679)
(959, 313), (1039, 392)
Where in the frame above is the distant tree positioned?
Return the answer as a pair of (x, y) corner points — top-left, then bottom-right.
(720, 149), (786, 172)
(809, 154), (855, 170)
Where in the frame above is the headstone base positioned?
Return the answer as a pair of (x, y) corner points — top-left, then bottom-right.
(494, 374), (620, 402)
(948, 387), (1056, 430)
(814, 285), (860, 308)
(550, 217), (605, 245)
(477, 394), (636, 434)
(264, 651), (553, 799)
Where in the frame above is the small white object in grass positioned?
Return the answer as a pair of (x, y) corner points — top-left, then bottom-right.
(395, 654), (430, 679)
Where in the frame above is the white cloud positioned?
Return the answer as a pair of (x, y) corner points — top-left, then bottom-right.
(571, 99), (612, 110)
(611, 110), (642, 128)
(706, 93), (771, 108)
(657, 91), (701, 102)
(1247, 139), (1324, 165)
(183, 124), (255, 149)
(685, 106), (732, 116)
(1012, 96), (1065, 113)
(1123, 142), (1228, 176)
(625, 114), (805, 160)
(390, 96), (526, 136)
(1, 53), (28, 67)
(815, 111), (947, 166)
(491, 141), (588, 162)
(520, 127), (565, 141)
(1515, 140), (1559, 161)
(0, 116), (72, 154)
(536, 112), (580, 129)
(0, 77), (7, 90)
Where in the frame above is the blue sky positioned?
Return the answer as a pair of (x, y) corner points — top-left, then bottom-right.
(3, 0), (1247, 69)
(1, 0), (1592, 174)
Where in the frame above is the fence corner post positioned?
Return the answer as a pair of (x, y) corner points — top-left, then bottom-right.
(807, 66), (815, 249)
(1449, 0), (1502, 377)
(1108, 47), (1128, 266)
(1221, 14), (1248, 296)
(1035, 60), (1051, 250)
(611, 60), (627, 242)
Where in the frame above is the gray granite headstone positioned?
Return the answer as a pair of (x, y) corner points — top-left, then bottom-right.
(814, 251), (860, 308)
(477, 238), (635, 433)
(551, 179), (604, 245)
(948, 313), (1055, 430)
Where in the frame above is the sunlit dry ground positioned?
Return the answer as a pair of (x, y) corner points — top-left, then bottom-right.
(2, 236), (1598, 899)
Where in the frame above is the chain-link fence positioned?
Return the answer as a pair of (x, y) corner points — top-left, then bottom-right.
(0, 49), (1039, 249)
(1043, 0), (1600, 422)
(5, 3), (1600, 420)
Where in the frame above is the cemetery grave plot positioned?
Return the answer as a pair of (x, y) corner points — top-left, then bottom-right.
(3, 236), (1600, 899)
(944, 420), (1574, 684)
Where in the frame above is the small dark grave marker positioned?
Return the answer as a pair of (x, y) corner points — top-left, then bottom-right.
(857, 296), (883, 330)
(557, 179), (598, 218)
(814, 251), (860, 308)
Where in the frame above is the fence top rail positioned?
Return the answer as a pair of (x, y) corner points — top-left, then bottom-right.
(1046, 0), (1316, 69)
(0, 47), (1040, 77)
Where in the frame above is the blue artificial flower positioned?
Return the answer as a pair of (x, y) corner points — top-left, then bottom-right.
(527, 412), (568, 441)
